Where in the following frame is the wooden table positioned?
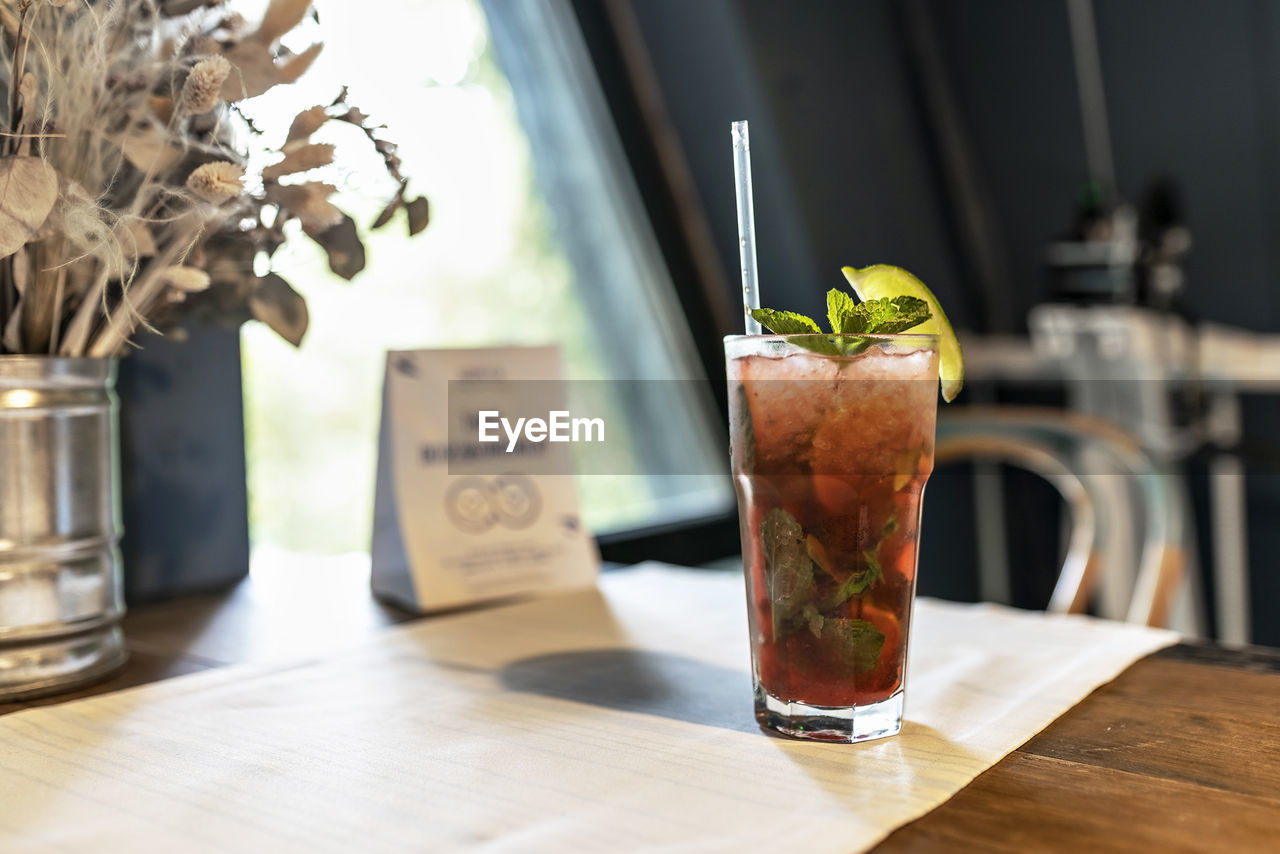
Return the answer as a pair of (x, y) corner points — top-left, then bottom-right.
(4, 562), (1278, 851)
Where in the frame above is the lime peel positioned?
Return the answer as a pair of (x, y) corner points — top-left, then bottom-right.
(841, 265), (964, 402)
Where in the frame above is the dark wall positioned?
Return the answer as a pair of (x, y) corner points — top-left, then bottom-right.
(1094, 0), (1280, 330)
(623, 0), (1280, 330)
(933, 0), (1280, 332)
(925, 0), (1085, 328)
(623, 0), (967, 330)
(736, 0), (965, 327)
(613, 0), (828, 323)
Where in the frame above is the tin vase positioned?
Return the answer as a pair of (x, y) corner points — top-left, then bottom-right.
(0, 357), (126, 700)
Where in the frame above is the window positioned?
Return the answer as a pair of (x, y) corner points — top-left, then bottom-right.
(236, 0), (732, 565)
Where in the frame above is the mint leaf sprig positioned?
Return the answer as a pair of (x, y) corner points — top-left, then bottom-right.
(751, 288), (931, 355)
(760, 507), (891, 674)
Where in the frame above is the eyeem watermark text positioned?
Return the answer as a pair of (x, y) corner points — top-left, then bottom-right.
(478, 410), (605, 452)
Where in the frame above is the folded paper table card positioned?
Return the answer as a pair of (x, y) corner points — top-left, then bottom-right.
(370, 346), (599, 612)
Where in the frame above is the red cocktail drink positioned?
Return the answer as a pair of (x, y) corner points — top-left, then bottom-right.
(727, 333), (939, 741)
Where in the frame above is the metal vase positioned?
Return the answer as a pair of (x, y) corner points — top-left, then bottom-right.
(0, 357), (126, 700)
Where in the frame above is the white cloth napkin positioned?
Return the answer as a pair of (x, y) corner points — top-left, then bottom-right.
(0, 563), (1177, 853)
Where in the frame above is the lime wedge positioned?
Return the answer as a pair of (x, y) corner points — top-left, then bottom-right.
(841, 265), (964, 402)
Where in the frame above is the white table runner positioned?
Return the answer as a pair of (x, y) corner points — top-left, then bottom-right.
(0, 564), (1178, 853)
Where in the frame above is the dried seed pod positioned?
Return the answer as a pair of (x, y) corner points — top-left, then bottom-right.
(162, 266), (213, 292)
(179, 56), (232, 115)
(186, 161), (246, 205)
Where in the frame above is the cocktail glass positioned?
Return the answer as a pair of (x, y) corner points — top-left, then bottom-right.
(726, 332), (940, 742)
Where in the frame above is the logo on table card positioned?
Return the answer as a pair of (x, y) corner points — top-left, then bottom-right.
(444, 475), (542, 533)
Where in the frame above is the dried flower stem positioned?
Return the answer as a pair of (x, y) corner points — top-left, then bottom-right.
(1, 4), (34, 339)
(19, 240), (60, 352)
(7, 2), (36, 157)
(87, 219), (205, 357)
(0, 130), (66, 138)
(0, 5), (19, 41)
(46, 265), (66, 354)
(59, 262), (110, 357)
(1, 260), (12, 345)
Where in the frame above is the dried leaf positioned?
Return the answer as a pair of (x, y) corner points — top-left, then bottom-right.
(267, 181), (342, 231)
(277, 43), (323, 85)
(216, 14), (249, 38)
(220, 41), (280, 101)
(371, 194), (402, 230)
(2, 304), (21, 352)
(160, 0), (221, 15)
(116, 219), (158, 258)
(255, 0), (313, 45)
(405, 196), (430, 236)
(0, 156), (58, 259)
(117, 124), (183, 174)
(203, 237), (256, 293)
(249, 272), (309, 346)
(148, 95), (176, 123)
(221, 40), (323, 101)
(262, 143), (334, 179)
(11, 248), (30, 296)
(304, 213), (365, 280)
(285, 105), (328, 145)
(340, 107), (370, 126)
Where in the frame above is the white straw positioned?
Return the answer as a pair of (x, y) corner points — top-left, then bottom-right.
(731, 120), (762, 334)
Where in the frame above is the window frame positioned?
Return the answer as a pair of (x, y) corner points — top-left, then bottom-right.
(476, 0), (745, 563)
(567, 0), (745, 564)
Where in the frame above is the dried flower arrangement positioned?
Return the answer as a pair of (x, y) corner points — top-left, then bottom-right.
(0, 0), (428, 356)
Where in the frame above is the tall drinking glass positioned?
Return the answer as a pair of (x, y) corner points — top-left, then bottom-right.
(726, 333), (940, 742)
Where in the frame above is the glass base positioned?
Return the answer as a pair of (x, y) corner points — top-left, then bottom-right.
(755, 684), (904, 742)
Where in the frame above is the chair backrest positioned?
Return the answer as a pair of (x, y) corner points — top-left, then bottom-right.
(935, 407), (1184, 627)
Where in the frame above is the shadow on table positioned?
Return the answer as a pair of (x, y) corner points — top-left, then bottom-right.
(500, 649), (759, 734)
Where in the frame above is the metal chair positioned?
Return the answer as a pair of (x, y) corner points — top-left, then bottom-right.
(935, 407), (1185, 628)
